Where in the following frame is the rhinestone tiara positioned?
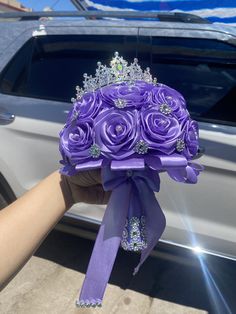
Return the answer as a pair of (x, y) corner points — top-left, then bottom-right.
(71, 51), (157, 103)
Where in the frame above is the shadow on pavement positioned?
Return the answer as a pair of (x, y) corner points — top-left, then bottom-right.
(34, 229), (236, 314)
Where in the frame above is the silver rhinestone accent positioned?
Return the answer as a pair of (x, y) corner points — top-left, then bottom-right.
(89, 144), (101, 158)
(114, 98), (127, 109)
(75, 85), (84, 100)
(134, 140), (149, 154)
(176, 139), (185, 152)
(130, 229), (140, 240)
(159, 103), (172, 115)
(72, 52), (157, 99)
(121, 215), (147, 252)
(130, 239), (146, 252)
(122, 228), (128, 238)
(71, 109), (80, 120)
(76, 299), (102, 308)
(130, 216), (139, 225)
(131, 241), (139, 251)
(121, 240), (128, 251)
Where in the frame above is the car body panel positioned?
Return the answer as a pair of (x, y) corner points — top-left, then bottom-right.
(0, 17), (235, 260)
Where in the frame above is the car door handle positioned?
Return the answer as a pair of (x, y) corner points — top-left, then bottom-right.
(0, 107), (15, 125)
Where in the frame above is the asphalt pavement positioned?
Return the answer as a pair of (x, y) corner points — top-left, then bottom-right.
(0, 229), (235, 314)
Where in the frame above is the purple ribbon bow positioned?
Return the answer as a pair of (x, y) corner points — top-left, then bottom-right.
(76, 166), (166, 307)
(75, 155), (203, 308)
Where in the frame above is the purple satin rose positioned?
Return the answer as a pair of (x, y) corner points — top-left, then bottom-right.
(67, 92), (102, 125)
(182, 119), (199, 159)
(134, 80), (156, 92)
(99, 81), (153, 109)
(151, 84), (189, 121)
(140, 107), (181, 154)
(60, 118), (94, 164)
(94, 108), (140, 159)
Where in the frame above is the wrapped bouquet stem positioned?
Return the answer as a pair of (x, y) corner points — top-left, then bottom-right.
(59, 52), (203, 307)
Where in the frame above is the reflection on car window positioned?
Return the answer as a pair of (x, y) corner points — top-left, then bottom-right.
(150, 37), (236, 126)
(1, 34), (235, 126)
(0, 35), (137, 103)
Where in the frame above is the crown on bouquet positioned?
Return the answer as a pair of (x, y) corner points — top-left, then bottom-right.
(71, 52), (158, 103)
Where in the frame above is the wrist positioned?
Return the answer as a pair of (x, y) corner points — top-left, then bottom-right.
(59, 172), (74, 210)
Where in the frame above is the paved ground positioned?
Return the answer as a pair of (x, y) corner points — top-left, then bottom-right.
(0, 229), (235, 314)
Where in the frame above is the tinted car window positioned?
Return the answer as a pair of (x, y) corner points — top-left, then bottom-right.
(141, 37), (236, 126)
(0, 34), (138, 103)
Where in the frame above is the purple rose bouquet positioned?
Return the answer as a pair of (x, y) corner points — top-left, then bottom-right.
(59, 52), (203, 307)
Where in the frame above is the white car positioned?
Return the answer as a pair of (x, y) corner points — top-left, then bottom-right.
(0, 11), (235, 262)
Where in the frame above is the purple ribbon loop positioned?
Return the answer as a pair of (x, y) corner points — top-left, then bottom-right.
(167, 162), (204, 184)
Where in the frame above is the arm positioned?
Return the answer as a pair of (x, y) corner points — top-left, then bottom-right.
(0, 169), (110, 290)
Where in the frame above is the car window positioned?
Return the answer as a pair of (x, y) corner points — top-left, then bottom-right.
(0, 34), (138, 103)
(140, 36), (236, 126)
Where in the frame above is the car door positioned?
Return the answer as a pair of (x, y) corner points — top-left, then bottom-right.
(137, 27), (236, 259)
(0, 21), (139, 217)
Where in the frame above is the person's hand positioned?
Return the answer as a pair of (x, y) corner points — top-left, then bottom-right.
(60, 169), (111, 209)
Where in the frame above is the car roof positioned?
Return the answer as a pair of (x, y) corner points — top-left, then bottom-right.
(0, 17), (236, 32)
(0, 14), (236, 59)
